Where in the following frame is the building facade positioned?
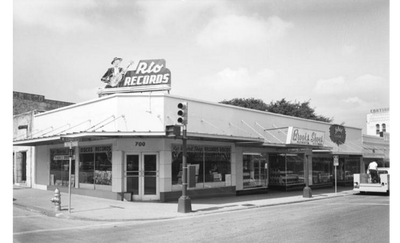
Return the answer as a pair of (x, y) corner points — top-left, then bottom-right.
(13, 93), (367, 201)
(366, 108), (390, 136)
(362, 133), (390, 168)
(13, 91), (74, 187)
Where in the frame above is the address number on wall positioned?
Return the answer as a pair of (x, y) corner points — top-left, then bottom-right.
(135, 142), (146, 147)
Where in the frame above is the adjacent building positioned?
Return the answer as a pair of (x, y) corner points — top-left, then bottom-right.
(13, 91), (74, 187)
(366, 108), (390, 136)
(363, 107), (390, 169)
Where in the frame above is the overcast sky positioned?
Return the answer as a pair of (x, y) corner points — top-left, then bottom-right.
(12, 0), (392, 132)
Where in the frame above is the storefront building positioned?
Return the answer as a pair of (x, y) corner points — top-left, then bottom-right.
(362, 133), (390, 169)
(13, 93), (365, 202)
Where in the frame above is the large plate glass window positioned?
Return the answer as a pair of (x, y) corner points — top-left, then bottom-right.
(171, 145), (231, 191)
(79, 145), (112, 190)
(50, 148), (75, 187)
(243, 153), (268, 189)
(269, 153), (305, 190)
(312, 157), (333, 186)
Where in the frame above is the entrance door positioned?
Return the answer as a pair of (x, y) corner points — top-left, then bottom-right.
(126, 153), (159, 200)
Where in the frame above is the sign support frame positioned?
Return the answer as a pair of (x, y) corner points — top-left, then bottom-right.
(333, 155), (339, 194)
(63, 138), (79, 213)
(68, 145), (72, 213)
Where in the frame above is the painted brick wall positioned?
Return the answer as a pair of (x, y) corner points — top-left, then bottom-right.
(13, 91), (74, 115)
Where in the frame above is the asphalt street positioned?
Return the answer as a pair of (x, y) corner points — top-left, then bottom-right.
(13, 193), (390, 243)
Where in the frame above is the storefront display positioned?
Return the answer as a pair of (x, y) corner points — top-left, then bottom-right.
(337, 157), (360, 186)
(50, 148), (75, 187)
(171, 145), (231, 190)
(312, 157), (333, 186)
(243, 153), (268, 189)
(79, 145), (112, 189)
(269, 153), (305, 189)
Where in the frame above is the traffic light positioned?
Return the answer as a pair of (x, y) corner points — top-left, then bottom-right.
(177, 102), (188, 125)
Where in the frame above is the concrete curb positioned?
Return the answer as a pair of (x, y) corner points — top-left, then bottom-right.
(14, 192), (351, 222)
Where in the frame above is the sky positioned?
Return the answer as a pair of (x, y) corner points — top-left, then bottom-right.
(11, 0), (392, 133)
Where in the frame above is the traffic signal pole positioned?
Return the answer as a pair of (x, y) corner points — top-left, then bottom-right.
(177, 124), (192, 213)
(177, 102), (192, 213)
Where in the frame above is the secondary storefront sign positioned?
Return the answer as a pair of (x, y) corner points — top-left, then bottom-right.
(329, 124), (346, 146)
(286, 127), (325, 146)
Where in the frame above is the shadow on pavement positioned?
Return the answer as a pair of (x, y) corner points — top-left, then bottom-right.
(353, 192), (390, 197)
(191, 187), (353, 205)
(193, 204), (239, 212)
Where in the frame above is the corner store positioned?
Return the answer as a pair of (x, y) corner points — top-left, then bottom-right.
(13, 93), (365, 201)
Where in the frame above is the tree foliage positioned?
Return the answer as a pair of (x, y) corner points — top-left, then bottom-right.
(220, 98), (268, 111)
(220, 98), (333, 123)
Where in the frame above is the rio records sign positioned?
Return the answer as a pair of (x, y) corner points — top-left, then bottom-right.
(122, 59), (171, 88)
(98, 59), (172, 96)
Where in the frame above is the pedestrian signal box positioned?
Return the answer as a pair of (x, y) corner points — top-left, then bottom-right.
(166, 125), (181, 137)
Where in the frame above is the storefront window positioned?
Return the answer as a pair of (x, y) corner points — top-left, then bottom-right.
(171, 145), (231, 190)
(79, 145), (112, 189)
(243, 153), (268, 189)
(50, 148), (75, 187)
(312, 157), (333, 185)
(269, 154), (304, 188)
(338, 157), (360, 185)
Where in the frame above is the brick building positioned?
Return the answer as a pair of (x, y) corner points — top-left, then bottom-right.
(13, 91), (74, 115)
(13, 91), (74, 187)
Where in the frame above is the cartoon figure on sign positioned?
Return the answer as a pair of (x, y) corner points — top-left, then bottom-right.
(101, 57), (134, 88)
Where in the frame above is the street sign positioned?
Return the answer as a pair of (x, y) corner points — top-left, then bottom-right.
(333, 155), (339, 166)
(64, 141), (78, 147)
(61, 137), (80, 142)
(333, 155), (339, 194)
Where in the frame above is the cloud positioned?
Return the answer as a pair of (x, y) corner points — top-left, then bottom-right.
(343, 96), (369, 107)
(341, 44), (357, 55)
(14, 0), (97, 33)
(196, 15), (293, 48)
(314, 76), (346, 95)
(136, 1), (224, 36)
(215, 67), (278, 89)
(314, 74), (388, 101)
(174, 67), (279, 102)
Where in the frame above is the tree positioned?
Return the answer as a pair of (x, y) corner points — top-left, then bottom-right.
(220, 98), (268, 111)
(219, 98), (333, 123)
(266, 98), (333, 122)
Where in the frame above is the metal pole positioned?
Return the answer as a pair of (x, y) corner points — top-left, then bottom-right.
(182, 127), (187, 198)
(177, 125), (192, 213)
(335, 166), (337, 194)
(68, 145), (72, 213)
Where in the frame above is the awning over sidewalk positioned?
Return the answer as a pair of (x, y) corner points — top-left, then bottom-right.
(13, 130), (267, 146)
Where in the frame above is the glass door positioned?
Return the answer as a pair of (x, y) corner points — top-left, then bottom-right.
(126, 153), (159, 201)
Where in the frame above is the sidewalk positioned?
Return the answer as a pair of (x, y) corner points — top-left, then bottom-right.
(13, 185), (354, 222)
